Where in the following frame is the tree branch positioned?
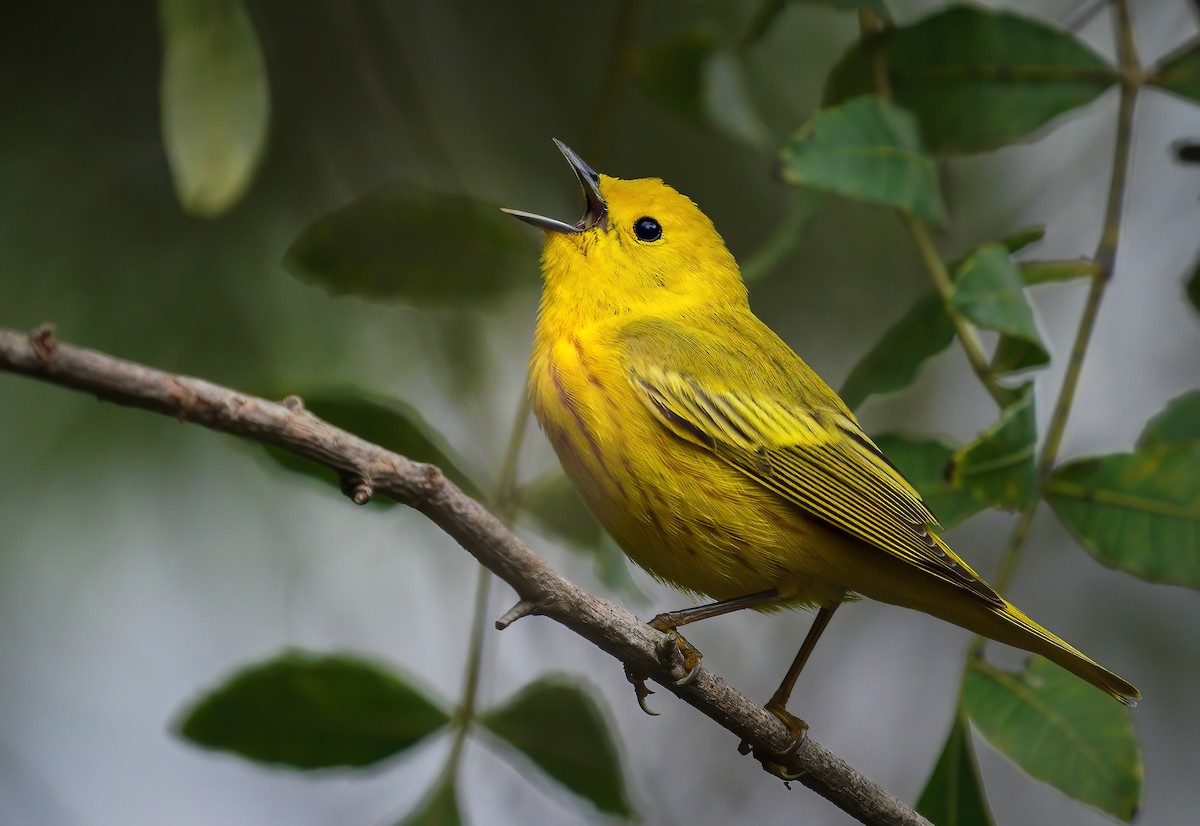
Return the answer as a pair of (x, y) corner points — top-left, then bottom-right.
(0, 324), (929, 826)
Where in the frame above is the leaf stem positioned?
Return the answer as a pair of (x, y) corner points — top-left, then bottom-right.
(856, 12), (1008, 408)
(985, 0), (1142, 602)
(442, 393), (531, 777)
(904, 214), (1012, 407)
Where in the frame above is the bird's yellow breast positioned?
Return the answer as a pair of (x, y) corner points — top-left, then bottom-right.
(529, 321), (846, 606)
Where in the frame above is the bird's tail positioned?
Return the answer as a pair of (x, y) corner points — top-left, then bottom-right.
(925, 535), (1140, 705)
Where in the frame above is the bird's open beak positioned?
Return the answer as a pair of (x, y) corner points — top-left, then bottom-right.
(502, 139), (608, 234)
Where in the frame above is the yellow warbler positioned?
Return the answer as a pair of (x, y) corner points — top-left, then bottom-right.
(504, 140), (1138, 745)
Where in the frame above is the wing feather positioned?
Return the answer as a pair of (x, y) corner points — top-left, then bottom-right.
(629, 363), (1001, 605)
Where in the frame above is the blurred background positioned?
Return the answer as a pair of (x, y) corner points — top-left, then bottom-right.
(2, 0), (1198, 824)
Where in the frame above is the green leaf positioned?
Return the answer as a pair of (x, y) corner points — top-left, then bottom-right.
(638, 28), (712, 123)
(996, 225), (1046, 255)
(637, 30), (770, 149)
(1020, 258), (1097, 286)
(158, 0), (270, 216)
(824, 6), (1115, 153)
(258, 389), (481, 503)
(397, 777), (462, 826)
(1187, 256), (1200, 313)
(284, 185), (535, 308)
(951, 383), (1037, 510)
(916, 707), (995, 826)
(872, 434), (986, 529)
(1149, 37), (1200, 103)
(522, 472), (643, 596)
(743, 0), (889, 48)
(779, 96), (945, 224)
(792, 0), (888, 13)
(481, 677), (632, 818)
(177, 651), (451, 769)
(1138, 390), (1200, 450)
(840, 293), (954, 410)
(953, 243), (1049, 377)
(1046, 449), (1200, 589)
(840, 229), (1055, 408)
(964, 658), (1142, 821)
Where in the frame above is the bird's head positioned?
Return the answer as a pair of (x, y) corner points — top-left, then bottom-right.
(504, 140), (747, 321)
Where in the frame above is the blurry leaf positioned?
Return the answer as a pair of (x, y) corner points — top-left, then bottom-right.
(953, 244), (1049, 376)
(990, 336), (1048, 377)
(435, 312), (489, 398)
(1046, 449), (1200, 589)
(259, 390), (482, 503)
(481, 677), (632, 818)
(284, 185), (535, 308)
(840, 294), (954, 409)
(951, 383), (1037, 510)
(522, 472), (644, 598)
(945, 226), (1046, 275)
(638, 27), (712, 123)
(792, 0), (888, 12)
(397, 777), (461, 826)
(702, 50), (773, 148)
(741, 190), (826, 282)
(916, 707), (995, 826)
(825, 6), (1115, 153)
(1137, 390), (1200, 450)
(1187, 256), (1200, 313)
(1020, 258), (1097, 286)
(872, 434), (986, 528)
(177, 651), (450, 769)
(964, 658), (1142, 821)
(779, 96), (946, 224)
(743, 0), (889, 48)
(638, 30), (770, 148)
(158, 0), (269, 216)
(997, 225), (1046, 255)
(1149, 37), (1200, 103)
(523, 471), (602, 548)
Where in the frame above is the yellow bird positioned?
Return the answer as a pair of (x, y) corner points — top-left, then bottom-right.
(504, 140), (1138, 750)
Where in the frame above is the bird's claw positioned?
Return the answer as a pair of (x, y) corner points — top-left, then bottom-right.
(622, 622), (705, 715)
(674, 660), (702, 686)
(738, 703), (809, 782)
(649, 623), (704, 685)
(623, 664), (660, 716)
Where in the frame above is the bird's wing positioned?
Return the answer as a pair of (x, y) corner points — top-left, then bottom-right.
(623, 329), (1001, 606)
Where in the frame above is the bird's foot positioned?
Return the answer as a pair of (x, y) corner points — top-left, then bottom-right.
(646, 617), (704, 686)
(738, 702), (809, 782)
(623, 622), (704, 715)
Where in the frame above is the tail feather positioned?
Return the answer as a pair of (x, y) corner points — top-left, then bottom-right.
(925, 536), (1140, 705)
(985, 597), (1140, 705)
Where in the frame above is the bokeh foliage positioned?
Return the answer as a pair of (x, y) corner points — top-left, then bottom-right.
(4, 1), (1199, 824)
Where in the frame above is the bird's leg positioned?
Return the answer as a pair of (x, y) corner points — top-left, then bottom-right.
(740, 605), (838, 780)
(625, 590), (783, 715)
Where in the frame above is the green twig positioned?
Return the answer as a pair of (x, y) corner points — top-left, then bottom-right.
(442, 393), (531, 779)
(856, 12), (1007, 408)
(986, 0), (1142, 604)
(905, 214), (1012, 407)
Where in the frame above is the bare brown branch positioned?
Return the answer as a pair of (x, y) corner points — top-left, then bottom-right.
(0, 325), (929, 826)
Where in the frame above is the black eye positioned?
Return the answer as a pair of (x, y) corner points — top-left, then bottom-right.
(633, 216), (662, 242)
